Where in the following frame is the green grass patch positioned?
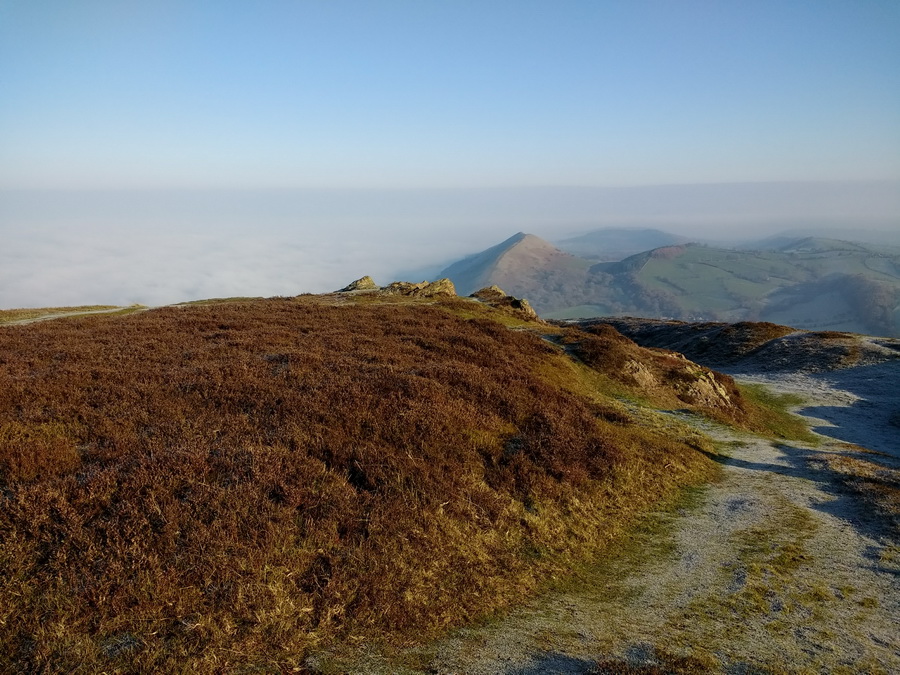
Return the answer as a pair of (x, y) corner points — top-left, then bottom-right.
(738, 383), (819, 444)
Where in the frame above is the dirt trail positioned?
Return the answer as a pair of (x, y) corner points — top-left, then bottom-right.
(321, 386), (900, 673)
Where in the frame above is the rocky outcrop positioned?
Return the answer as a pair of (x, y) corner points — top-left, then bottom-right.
(383, 278), (457, 298)
(337, 276), (380, 292)
(336, 277), (456, 297)
(470, 286), (541, 322)
(470, 285), (508, 301)
(511, 297), (539, 321)
(562, 324), (746, 418)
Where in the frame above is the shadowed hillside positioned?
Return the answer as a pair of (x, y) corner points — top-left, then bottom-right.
(577, 317), (900, 373)
(0, 290), (773, 672)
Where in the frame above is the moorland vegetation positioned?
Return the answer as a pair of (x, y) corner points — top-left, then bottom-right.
(0, 291), (807, 671)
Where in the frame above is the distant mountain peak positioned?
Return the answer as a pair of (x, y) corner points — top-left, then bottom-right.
(439, 232), (587, 303)
(493, 231), (551, 251)
(498, 232), (559, 256)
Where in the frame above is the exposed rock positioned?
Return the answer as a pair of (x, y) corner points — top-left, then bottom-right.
(470, 285), (508, 301)
(419, 278), (457, 297)
(619, 357), (738, 411)
(622, 359), (657, 391)
(384, 279), (457, 298)
(337, 276), (380, 292)
(512, 297), (539, 321)
(383, 281), (424, 295)
(470, 286), (541, 321)
(562, 325), (745, 418)
(678, 369), (738, 409)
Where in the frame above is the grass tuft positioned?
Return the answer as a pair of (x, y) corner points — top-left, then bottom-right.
(736, 384), (819, 443)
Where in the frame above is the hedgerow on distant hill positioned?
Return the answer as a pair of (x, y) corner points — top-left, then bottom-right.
(0, 295), (725, 672)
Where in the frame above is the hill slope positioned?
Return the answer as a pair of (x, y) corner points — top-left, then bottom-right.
(439, 232), (591, 303)
(441, 235), (900, 336)
(0, 289), (778, 672)
(579, 317), (900, 373)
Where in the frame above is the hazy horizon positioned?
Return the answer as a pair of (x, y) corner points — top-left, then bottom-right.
(2, 2), (898, 308)
(2, 181), (899, 309)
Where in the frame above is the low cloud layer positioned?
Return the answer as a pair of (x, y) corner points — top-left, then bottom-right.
(0, 222), (480, 308)
(2, 183), (898, 309)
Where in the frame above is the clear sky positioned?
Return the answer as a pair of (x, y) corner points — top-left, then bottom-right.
(1, 1), (899, 308)
(2, 0), (899, 189)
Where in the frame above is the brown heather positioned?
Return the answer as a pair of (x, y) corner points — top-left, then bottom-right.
(0, 296), (717, 672)
(561, 324), (748, 420)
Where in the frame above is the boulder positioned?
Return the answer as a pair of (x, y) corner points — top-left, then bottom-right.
(470, 285), (508, 301)
(418, 278), (457, 297)
(384, 279), (457, 298)
(471, 286), (540, 321)
(510, 297), (539, 320)
(337, 276), (380, 292)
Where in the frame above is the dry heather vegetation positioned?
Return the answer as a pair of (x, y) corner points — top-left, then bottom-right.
(0, 294), (798, 672)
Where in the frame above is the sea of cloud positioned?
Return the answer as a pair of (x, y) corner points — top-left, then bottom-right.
(2, 184), (897, 309)
(0, 220), (483, 308)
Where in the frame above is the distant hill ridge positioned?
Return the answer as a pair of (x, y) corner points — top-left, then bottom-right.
(578, 317), (900, 373)
(556, 227), (691, 260)
(438, 232), (900, 337)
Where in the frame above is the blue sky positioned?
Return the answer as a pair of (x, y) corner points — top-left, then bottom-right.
(1, 1), (899, 308)
(2, 0), (899, 189)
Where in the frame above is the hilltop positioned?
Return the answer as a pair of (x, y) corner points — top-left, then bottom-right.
(438, 232), (592, 302)
(1, 284), (791, 672)
(3, 287), (898, 672)
(438, 234), (900, 336)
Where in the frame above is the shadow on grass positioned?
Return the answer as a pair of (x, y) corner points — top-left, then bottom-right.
(507, 646), (720, 674)
(795, 361), (900, 459)
(507, 652), (597, 674)
(699, 444), (897, 567)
